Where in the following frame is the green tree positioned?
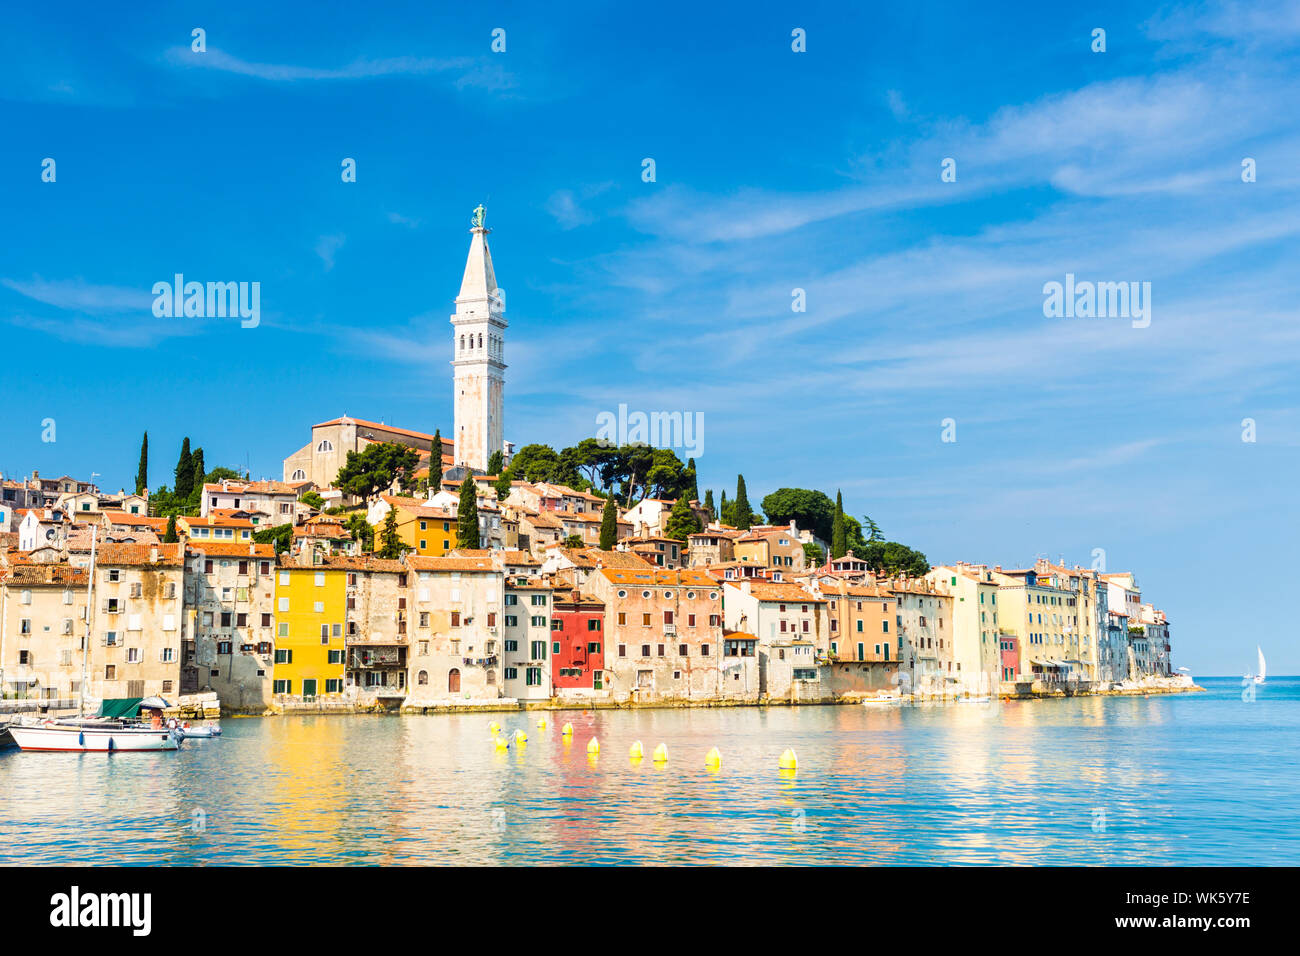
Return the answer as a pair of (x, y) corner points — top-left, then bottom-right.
(862, 516), (884, 542)
(831, 490), (847, 559)
(188, 447), (205, 503)
(345, 512), (374, 552)
(860, 541), (930, 577)
(174, 438), (193, 499)
(563, 534), (585, 549)
(734, 475), (754, 531)
(719, 490), (729, 525)
(378, 508), (406, 559)
(598, 496), (618, 550)
(762, 488), (836, 543)
(205, 466), (242, 484)
(163, 513), (178, 543)
(253, 523), (293, 555)
(456, 478), (479, 548)
(703, 489), (715, 522)
(486, 450), (504, 476)
(494, 470), (513, 500)
(430, 428), (443, 492)
(334, 442), (421, 502)
(135, 432), (148, 495)
(665, 495), (703, 542)
(686, 458), (699, 502)
(301, 491), (325, 510)
(803, 541), (824, 566)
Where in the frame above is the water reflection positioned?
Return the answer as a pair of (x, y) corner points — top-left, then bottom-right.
(1, 678), (1297, 865)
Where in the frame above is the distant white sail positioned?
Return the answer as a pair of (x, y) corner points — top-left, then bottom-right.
(1257, 646), (1266, 684)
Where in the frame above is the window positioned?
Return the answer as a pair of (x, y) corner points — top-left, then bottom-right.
(657, 644), (665, 657)
(678, 643), (688, 656)
(274, 679), (291, 694)
(328, 650), (344, 664)
(526, 667), (543, 687)
(642, 613), (651, 627)
(618, 644), (627, 657)
(700, 644), (710, 656)
(641, 644), (651, 657)
(552, 641), (561, 655)
(317, 439), (334, 453)
(531, 640), (547, 660)
(274, 649), (293, 664)
(588, 642), (601, 654)
(617, 612), (627, 626)
(104, 665), (116, 679)
(587, 619), (601, 631)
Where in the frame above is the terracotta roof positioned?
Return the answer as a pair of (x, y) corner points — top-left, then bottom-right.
(501, 550), (540, 565)
(314, 417), (450, 444)
(723, 630), (759, 641)
(202, 480), (298, 495)
(102, 511), (169, 529)
(730, 580), (826, 603)
(405, 555), (498, 572)
(597, 567), (718, 588)
(3, 563), (89, 586)
(186, 542), (277, 558)
(96, 543), (185, 568)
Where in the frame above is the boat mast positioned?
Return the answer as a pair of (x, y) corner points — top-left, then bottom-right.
(81, 526), (97, 718)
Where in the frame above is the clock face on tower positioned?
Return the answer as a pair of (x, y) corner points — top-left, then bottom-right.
(45, 527), (57, 541)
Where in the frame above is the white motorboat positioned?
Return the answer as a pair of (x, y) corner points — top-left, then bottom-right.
(7, 720), (179, 752)
(173, 723), (222, 739)
(956, 696), (992, 704)
(862, 694), (903, 705)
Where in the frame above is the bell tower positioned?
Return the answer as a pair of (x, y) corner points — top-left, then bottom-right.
(451, 204), (506, 472)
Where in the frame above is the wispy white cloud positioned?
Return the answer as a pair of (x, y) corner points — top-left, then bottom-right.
(1, 276), (152, 313)
(316, 234), (346, 271)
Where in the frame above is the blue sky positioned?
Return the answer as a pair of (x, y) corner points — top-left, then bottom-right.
(2, 1), (1297, 675)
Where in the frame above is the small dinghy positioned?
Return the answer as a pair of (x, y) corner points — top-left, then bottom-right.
(173, 722), (222, 739)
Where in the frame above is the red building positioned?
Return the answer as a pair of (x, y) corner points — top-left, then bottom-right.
(999, 635), (1019, 683)
(551, 589), (606, 691)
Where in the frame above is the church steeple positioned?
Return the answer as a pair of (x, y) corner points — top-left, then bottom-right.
(450, 204), (507, 472)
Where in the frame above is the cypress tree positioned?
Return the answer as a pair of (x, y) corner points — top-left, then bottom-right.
(703, 489), (715, 523)
(831, 489), (847, 559)
(189, 447), (206, 499)
(456, 477), (480, 548)
(379, 508), (404, 559)
(598, 496), (618, 550)
(720, 490), (729, 526)
(135, 432), (149, 495)
(431, 429), (443, 492)
(163, 514), (178, 544)
(486, 449), (504, 476)
(687, 458), (699, 502)
(174, 438), (193, 499)
(734, 475), (752, 531)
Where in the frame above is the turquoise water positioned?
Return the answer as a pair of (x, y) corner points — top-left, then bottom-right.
(1, 676), (1296, 865)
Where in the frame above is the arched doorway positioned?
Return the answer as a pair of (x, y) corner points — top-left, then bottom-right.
(448, 668), (461, 694)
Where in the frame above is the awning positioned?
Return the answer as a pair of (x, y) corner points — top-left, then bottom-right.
(96, 697), (144, 719)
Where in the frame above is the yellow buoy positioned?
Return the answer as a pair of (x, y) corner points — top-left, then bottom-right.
(705, 746), (722, 769)
(587, 736), (600, 754)
(629, 740), (644, 759)
(514, 729), (528, 743)
(488, 721), (500, 735)
(537, 716), (548, 729)
(561, 722), (574, 736)
(493, 736), (509, 751)
(779, 748), (798, 771)
(652, 743), (668, 763)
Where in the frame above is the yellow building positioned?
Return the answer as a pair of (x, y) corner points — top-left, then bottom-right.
(273, 555), (347, 702)
(372, 495), (455, 556)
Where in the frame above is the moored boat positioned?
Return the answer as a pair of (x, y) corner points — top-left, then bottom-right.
(174, 722), (222, 739)
(7, 721), (179, 752)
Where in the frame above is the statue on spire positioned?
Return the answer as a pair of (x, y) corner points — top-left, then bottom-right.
(471, 203), (486, 229)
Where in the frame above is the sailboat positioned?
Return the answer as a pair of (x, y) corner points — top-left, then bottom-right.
(1246, 645), (1266, 685)
(7, 528), (180, 753)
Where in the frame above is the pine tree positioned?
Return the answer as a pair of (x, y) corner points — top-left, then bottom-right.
(174, 438), (193, 499)
(378, 508), (404, 559)
(598, 496), (618, 550)
(135, 432), (149, 495)
(831, 489), (847, 559)
(430, 429), (443, 492)
(734, 475), (752, 531)
(456, 478), (480, 548)
(665, 495), (703, 542)
(703, 489), (715, 522)
(163, 514), (178, 544)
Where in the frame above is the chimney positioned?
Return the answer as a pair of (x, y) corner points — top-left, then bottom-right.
(570, 587), (580, 603)
(150, 546), (159, 563)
